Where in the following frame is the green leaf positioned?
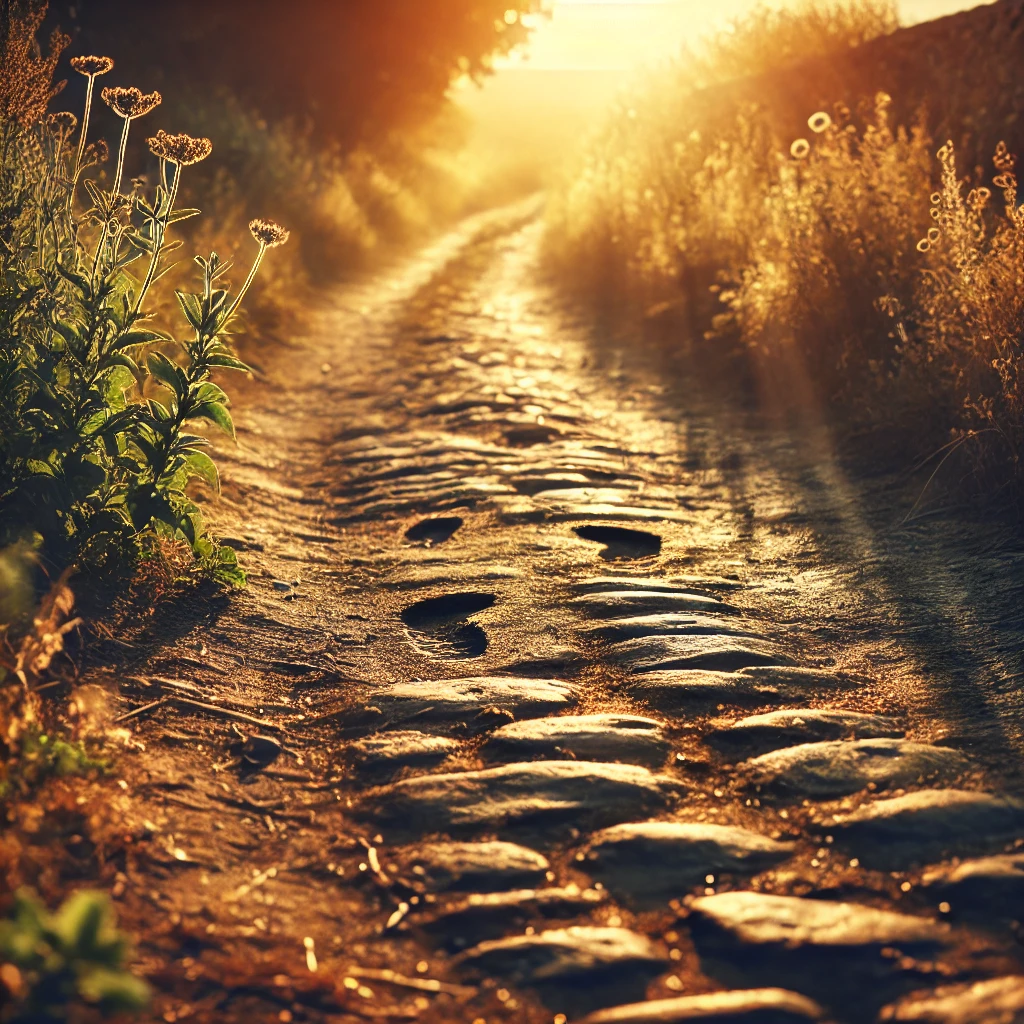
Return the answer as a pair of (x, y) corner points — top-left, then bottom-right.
(168, 207), (201, 223)
(189, 400), (235, 438)
(146, 351), (185, 396)
(184, 451), (220, 491)
(113, 328), (172, 349)
(206, 354), (251, 372)
(175, 291), (204, 331)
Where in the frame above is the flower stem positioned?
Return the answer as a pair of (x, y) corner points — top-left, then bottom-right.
(133, 163), (180, 315)
(111, 116), (131, 196)
(224, 244), (267, 323)
(73, 75), (94, 183)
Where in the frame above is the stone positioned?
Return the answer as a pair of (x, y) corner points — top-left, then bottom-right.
(348, 730), (459, 781)
(585, 614), (759, 644)
(829, 790), (1024, 869)
(572, 576), (742, 595)
(481, 715), (671, 767)
(573, 590), (734, 618)
(740, 739), (970, 800)
(607, 636), (788, 674)
(921, 853), (1024, 922)
(706, 709), (903, 756)
(391, 841), (550, 892)
(583, 822), (794, 907)
(356, 676), (577, 732)
(688, 891), (951, 1017)
(579, 989), (826, 1024)
(880, 976), (1024, 1023)
(455, 926), (668, 1014)
(624, 667), (852, 711)
(422, 886), (607, 949)
(362, 761), (682, 833)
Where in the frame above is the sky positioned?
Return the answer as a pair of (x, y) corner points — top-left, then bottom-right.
(498, 0), (997, 72)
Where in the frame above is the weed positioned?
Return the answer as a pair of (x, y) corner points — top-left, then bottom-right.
(0, 888), (149, 1021)
(0, 5), (289, 581)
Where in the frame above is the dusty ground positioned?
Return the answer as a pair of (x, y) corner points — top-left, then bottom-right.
(17, 200), (1024, 1024)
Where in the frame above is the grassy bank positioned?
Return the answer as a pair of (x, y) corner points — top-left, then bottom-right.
(544, 0), (1024, 500)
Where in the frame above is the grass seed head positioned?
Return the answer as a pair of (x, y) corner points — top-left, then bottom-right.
(147, 130), (213, 166)
(101, 86), (161, 119)
(70, 55), (114, 77)
(249, 218), (290, 247)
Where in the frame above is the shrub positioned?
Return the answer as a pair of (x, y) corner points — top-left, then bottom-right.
(0, 6), (289, 580)
(0, 889), (149, 1021)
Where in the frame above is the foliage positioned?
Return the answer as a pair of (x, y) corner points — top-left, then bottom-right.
(545, 0), (1024, 494)
(0, 11), (288, 580)
(0, 888), (149, 1021)
(67, 0), (546, 146)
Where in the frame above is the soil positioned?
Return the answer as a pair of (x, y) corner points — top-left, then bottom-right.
(12, 199), (1024, 1024)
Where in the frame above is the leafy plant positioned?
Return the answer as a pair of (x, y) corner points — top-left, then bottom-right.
(0, 6), (289, 581)
(0, 889), (149, 1022)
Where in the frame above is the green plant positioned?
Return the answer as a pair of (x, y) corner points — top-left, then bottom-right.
(0, 888), (149, 1021)
(0, 7), (289, 581)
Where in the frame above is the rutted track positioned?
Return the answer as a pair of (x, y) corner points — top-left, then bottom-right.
(98, 201), (1024, 1024)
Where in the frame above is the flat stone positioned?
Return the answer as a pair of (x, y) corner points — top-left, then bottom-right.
(608, 636), (788, 674)
(392, 841), (550, 892)
(573, 590), (735, 618)
(689, 892), (950, 1015)
(829, 790), (1024, 869)
(383, 564), (522, 590)
(922, 853), (1024, 922)
(348, 730), (459, 780)
(362, 761), (681, 834)
(741, 739), (970, 800)
(880, 976), (1024, 1023)
(357, 676), (577, 732)
(583, 822), (794, 907)
(706, 709), (903, 756)
(585, 615), (760, 644)
(456, 926), (668, 1013)
(579, 989), (826, 1024)
(572, 576), (742, 594)
(423, 886), (607, 950)
(481, 715), (671, 767)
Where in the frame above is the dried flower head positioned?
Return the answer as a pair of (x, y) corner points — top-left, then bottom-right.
(84, 139), (110, 164)
(808, 111), (832, 134)
(101, 86), (161, 120)
(790, 138), (810, 160)
(249, 218), (290, 248)
(70, 55), (114, 77)
(147, 130), (213, 166)
(46, 111), (78, 133)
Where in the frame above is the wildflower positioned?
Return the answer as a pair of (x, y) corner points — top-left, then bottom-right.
(70, 55), (114, 77)
(790, 138), (810, 160)
(808, 111), (832, 134)
(147, 130), (212, 166)
(46, 111), (77, 133)
(101, 86), (161, 120)
(249, 219), (290, 248)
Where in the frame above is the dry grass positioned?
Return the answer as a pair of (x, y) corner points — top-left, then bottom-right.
(545, 0), (1024, 498)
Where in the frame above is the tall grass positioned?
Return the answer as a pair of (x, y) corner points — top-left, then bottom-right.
(545, 0), (1024, 496)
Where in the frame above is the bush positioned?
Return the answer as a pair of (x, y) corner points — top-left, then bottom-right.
(0, 3), (288, 580)
(0, 889), (149, 1022)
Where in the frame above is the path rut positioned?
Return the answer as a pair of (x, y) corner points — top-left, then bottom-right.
(94, 201), (1024, 1024)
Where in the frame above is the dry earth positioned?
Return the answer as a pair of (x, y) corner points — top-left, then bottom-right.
(26, 199), (1024, 1024)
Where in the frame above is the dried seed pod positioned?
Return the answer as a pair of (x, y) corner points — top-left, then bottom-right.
(46, 111), (78, 133)
(249, 218), (290, 247)
(101, 86), (161, 119)
(70, 55), (114, 77)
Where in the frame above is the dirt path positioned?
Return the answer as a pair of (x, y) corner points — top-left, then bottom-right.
(73, 201), (1024, 1024)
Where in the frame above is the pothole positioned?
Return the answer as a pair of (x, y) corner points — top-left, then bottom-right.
(574, 525), (662, 560)
(405, 516), (464, 546)
(401, 592), (496, 660)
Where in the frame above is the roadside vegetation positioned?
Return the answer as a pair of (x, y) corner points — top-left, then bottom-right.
(544, 0), (1024, 499)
